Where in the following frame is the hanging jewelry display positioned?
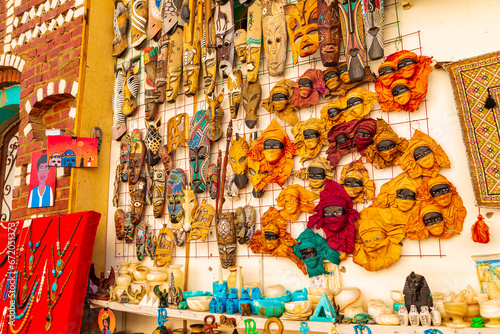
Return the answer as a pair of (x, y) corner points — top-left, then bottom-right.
(56, 216), (81, 273)
(36, 260), (48, 303)
(21, 243), (44, 302)
(45, 268), (73, 331)
(50, 244), (76, 301)
(28, 217), (52, 271)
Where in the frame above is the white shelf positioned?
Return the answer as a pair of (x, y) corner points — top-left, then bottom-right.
(89, 300), (497, 334)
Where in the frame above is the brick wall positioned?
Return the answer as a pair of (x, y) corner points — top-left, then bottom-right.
(0, 0), (85, 220)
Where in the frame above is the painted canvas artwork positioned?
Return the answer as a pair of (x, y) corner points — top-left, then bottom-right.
(47, 136), (99, 168)
(28, 150), (56, 208)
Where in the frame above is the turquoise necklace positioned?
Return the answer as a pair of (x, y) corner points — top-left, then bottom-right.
(50, 244), (75, 301)
(12, 271), (39, 320)
(20, 243), (45, 302)
(56, 216), (81, 272)
(28, 218), (52, 271)
(45, 267), (73, 331)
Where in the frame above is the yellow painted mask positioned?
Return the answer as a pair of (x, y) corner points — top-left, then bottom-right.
(182, 186), (199, 234)
(293, 156), (335, 195)
(339, 159), (375, 204)
(371, 172), (422, 215)
(189, 199), (215, 242)
(291, 118), (328, 163)
(247, 133), (267, 198)
(262, 79), (298, 126)
(154, 225), (174, 267)
(229, 133), (250, 189)
(284, 0), (319, 65)
(365, 119), (409, 169)
(276, 184), (319, 221)
(404, 204), (459, 240)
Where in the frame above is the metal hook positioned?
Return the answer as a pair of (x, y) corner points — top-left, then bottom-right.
(237, 119), (243, 131)
(410, 120), (422, 132)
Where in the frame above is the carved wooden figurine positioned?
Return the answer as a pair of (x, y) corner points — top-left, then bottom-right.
(246, 0), (262, 83)
(403, 271), (433, 312)
(202, 0), (218, 95)
(130, 0), (148, 48)
(113, 0), (129, 57)
(183, 0), (203, 96)
(189, 109), (212, 193)
(153, 169), (167, 218)
(112, 66), (127, 140)
(318, 0), (341, 67)
(339, 0), (366, 82)
(242, 80), (262, 129)
(206, 90), (225, 142)
(228, 69), (243, 119)
(362, 0), (384, 61)
(234, 29), (247, 63)
(284, 0), (319, 65)
(145, 117), (163, 166)
(89, 264), (115, 301)
(122, 60), (140, 117)
(262, 0), (287, 76)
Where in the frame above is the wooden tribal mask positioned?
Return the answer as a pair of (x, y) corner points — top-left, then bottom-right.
(242, 80), (262, 129)
(284, 0), (319, 65)
(112, 67), (127, 140)
(207, 164), (219, 200)
(155, 35), (168, 104)
(114, 209), (126, 240)
(167, 113), (189, 154)
(145, 117), (163, 166)
(202, 0), (218, 95)
(229, 133), (249, 189)
(154, 225), (174, 267)
(293, 156), (335, 195)
(144, 46), (159, 121)
(122, 61), (140, 117)
(124, 213), (135, 243)
(166, 27), (184, 103)
(167, 168), (187, 246)
(149, 0), (162, 40)
(189, 109), (212, 193)
(228, 69), (243, 119)
(159, 145), (174, 174)
(153, 169), (167, 218)
(215, 0), (235, 78)
(130, 0), (148, 49)
(339, 0), (366, 82)
(129, 139), (146, 184)
(120, 135), (132, 182)
(318, 0), (341, 67)
(189, 200), (215, 241)
(161, 0), (180, 35)
(216, 212), (237, 269)
(113, 0), (129, 57)
(130, 177), (147, 224)
(249, 207), (307, 275)
(247, 133), (266, 198)
(182, 186), (199, 234)
(205, 90), (225, 141)
(362, 0), (384, 61)
(323, 65), (377, 97)
(262, 79), (298, 126)
(234, 29), (247, 63)
(246, 0), (262, 83)
(262, 0), (287, 76)
(339, 159), (375, 204)
(365, 119), (409, 169)
(291, 69), (327, 109)
(234, 205), (256, 245)
(276, 185), (319, 221)
(375, 50), (434, 113)
(183, 0), (202, 96)
(291, 118), (328, 163)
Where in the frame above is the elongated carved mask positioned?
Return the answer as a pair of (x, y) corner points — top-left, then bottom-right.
(202, 0), (218, 95)
(183, 0), (202, 96)
(112, 67), (127, 140)
(130, 0), (148, 48)
(144, 46), (159, 121)
(242, 80), (262, 129)
(167, 113), (189, 154)
(120, 135), (132, 182)
(189, 200), (215, 241)
(284, 0), (319, 64)
(162, 0), (180, 35)
(166, 27), (184, 103)
(339, 0), (366, 82)
(153, 169), (167, 218)
(215, 0), (235, 78)
(246, 0), (262, 82)
(115, 209), (126, 240)
(130, 177), (147, 224)
(182, 186), (199, 233)
(122, 61), (140, 117)
(228, 69), (243, 119)
(145, 117), (163, 166)
(124, 213), (135, 243)
(113, 0), (129, 57)
(154, 225), (174, 267)
(229, 133), (249, 189)
(318, 0), (341, 67)
(205, 90), (225, 141)
(217, 212), (237, 269)
(362, 0), (384, 61)
(234, 29), (247, 63)
(149, 0), (162, 39)
(262, 0), (287, 76)
(129, 139), (146, 184)
(189, 109), (212, 193)
(167, 169), (187, 244)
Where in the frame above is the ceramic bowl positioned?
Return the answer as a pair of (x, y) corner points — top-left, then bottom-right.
(252, 299), (285, 317)
(292, 289), (308, 302)
(266, 290), (292, 303)
(186, 296), (212, 312)
(116, 274), (132, 287)
(308, 287), (334, 296)
(146, 270), (168, 283)
(183, 291), (212, 299)
(133, 265), (150, 281)
(284, 300), (312, 314)
(265, 285), (287, 298)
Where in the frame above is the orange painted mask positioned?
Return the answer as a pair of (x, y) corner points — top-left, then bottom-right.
(339, 159), (375, 204)
(247, 133), (267, 198)
(291, 118), (328, 163)
(404, 204), (459, 240)
(284, 0), (319, 64)
(262, 79), (299, 126)
(276, 184), (319, 221)
(293, 157), (335, 195)
(371, 172), (422, 215)
(365, 119), (409, 169)
(291, 69), (327, 109)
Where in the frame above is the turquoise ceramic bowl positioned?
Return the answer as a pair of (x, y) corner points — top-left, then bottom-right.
(265, 290), (292, 303)
(252, 299), (285, 317)
(393, 302), (404, 312)
(182, 291), (212, 299)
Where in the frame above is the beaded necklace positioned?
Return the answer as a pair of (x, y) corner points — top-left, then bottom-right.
(36, 260), (48, 303)
(28, 217), (52, 270)
(45, 268), (73, 331)
(50, 244), (76, 301)
(56, 215), (82, 272)
(19, 243), (45, 302)
(11, 272), (39, 320)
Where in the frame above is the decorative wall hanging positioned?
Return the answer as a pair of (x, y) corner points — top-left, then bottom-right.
(276, 184), (319, 221)
(262, 0), (287, 76)
(375, 50), (433, 112)
(320, 87), (378, 131)
(148, 0), (162, 39)
(167, 113), (189, 154)
(153, 169), (167, 218)
(189, 109), (212, 193)
(167, 168), (187, 245)
(216, 0), (236, 78)
(228, 69), (243, 119)
(307, 179), (359, 255)
(284, 0), (319, 65)
(250, 207), (307, 274)
(262, 79), (298, 126)
(339, 0), (366, 82)
(323, 65), (377, 98)
(128, 139), (146, 184)
(404, 203), (461, 240)
(145, 117), (163, 166)
(113, 0), (129, 57)
(182, 185), (199, 235)
(444, 51), (500, 208)
(339, 159), (375, 204)
(124, 213), (135, 243)
(129, 177), (147, 224)
(247, 133), (266, 198)
(130, 0), (148, 48)
(229, 133), (249, 189)
(365, 119), (408, 169)
(216, 212), (237, 269)
(189, 199), (215, 241)
(114, 209), (126, 240)
(183, 0), (202, 96)
(326, 118), (377, 168)
(293, 156), (335, 195)
(144, 46), (159, 121)
(202, 0), (218, 95)
(28, 151), (56, 208)
(113, 165), (120, 207)
(247, 118), (297, 195)
(246, 0), (262, 82)
(159, 145), (174, 174)
(371, 172), (422, 216)
(318, 0), (341, 67)
(362, 0), (384, 61)
(242, 80), (262, 129)
(47, 136), (99, 168)
(395, 130), (450, 178)
(234, 29), (247, 63)
(119, 135), (132, 182)
(165, 27), (184, 102)
(292, 69), (327, 109)
(206, 90), (225, 141)
(122, 60), (140, 117)
(293, 228), (341, 277)
(162, 0), (180, 35)
(292, 118), (328, 162)
(98, 308), (116, 333)
(112, 67), (127, 140)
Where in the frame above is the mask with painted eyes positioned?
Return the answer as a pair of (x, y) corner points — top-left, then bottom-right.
(207, 164), (219, 200)
(262, 0), (287, 76)
(362, 0), (384, 61)
(404, 203), (459, 240)
(262, 79), (299, 126)
(242, 80), (262, 129)
(129, 140), (146, 184)
(201, 0), (218, 95)
(124, 213), (135, 244)
(145, 117), (163, 167)
(130, 177), (147, 224)
(119, 135), (132, 182)
(113, 0), (129, 57)
(323, 67), (342, 95)
(234, 29), (247, 63)
(205, 90), (225, 141)
(130, 0), (148, 48)
(182, 186), (199, 233)
(263, 139), (285, 164)
(225, 169), (240, 199)
(228, 69), (243, 119)
(229, 133), (249, 189)
(276, 184), (318, 221)
(216, 212), (237, 268)
(247, 143), (266, 198)
(189, 109), (212, 193)
(144, 46), (159, 121)
(114, 209), (126, 240)
(291, 69), (327, 109)
(394, 188), (417, 212)
(159, 146), (174, 175)
(245, 0), (262, 82)
(293, 157), (335, 195)
(161, 0), (180, 35)
(167, 169), (187, 242)
(339, 159), (375, 204)
(189, 200), (215, 241)
(413, 145), (434, 168)
(284, 0), (319, 65)
(318, 0), (341, 67)
(153, 169), (167, 218)
(122, 60), (140, 117)
(154, 225), (174, 267)
(365, 119), (409, 169)
(215, 0), (235, 78)
(371, 172), (422, 216)
(339, 0), (366, 82)
(165, 27), (184, 103)
(292, 118), (328, 163)
(183, 0), (202, 96)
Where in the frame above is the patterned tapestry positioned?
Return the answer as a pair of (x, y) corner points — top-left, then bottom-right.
(445, 51), (500, 208)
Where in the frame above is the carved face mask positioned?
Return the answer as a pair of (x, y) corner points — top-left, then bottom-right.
(162, 0), (180, 35)
(217, 212), (237, 269)
(365, 119), (409, 169)
(167, 113), (189, 154)
(207, 164), (219, 200)
(130, 177), (147, 224)
(323, 67), (342, 96)
(225, 170), (240, 199)
(130, 0), (148, 48)
(318, 0), (341, 67)
(182, 186), (199, 233)
(145, 117), (163, 166)
(167, 168), (187, 226)
(122, 61), (140, 117)
(292, 118), (328, 163)
(153, 169), (166, 218)
(202, 0), (218, 95)
(155, 35), (168, 104)
(148, 0), (162, 39)
(165, 27), (184, 103)
(246, 0), (262, 82)
(371, 172), (422, 214)
(291, 69), (327, 109)
(242, 80), (262, 129)
(234, 207), (248, 245)
(362, 0), (384, 61)
(339, 0), (366, 82)
(129, 140), (146, 184)
(375, 50), (434, 112)
(144, 47), (159, 121)
(262, 79), (299, 126)
(229, 133), (249, 189)
(112, 67), (127, 140)
(183, 1), (202, 96)
(293, 156), (335, 194)
(276, 185), (319, 221)
(262, 0), (287, 76)
(244, 205), (256, 241)
(159, 146), (174, 174)
(228, 69), (243, 119)
(124, 213), (135, 243)
(120, 135), (132, 182)
(206, 90), (225, 141)
(189, 109), (212, 193)
(215, 0), (235, 78)
(154, 225), (174, 267)
(189, 200), (215, 241)
(249, 208), (307, 275)
(284, 0), (319, 64)
(339, 159), (375, 204)
(234, 29), (247, 63)
(114, 209), (126, 240)
(113, 0), (129, 57)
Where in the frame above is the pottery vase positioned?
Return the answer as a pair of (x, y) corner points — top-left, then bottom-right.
(409, 305), (420, 326)
(118, 262), (132, 277)
(443, 301), (469, 328)
(479, 300), (500, 328)
(169, 264), (184, 291)
(115, 273), (132, 300)
(431, 305), (442, 326)
(128, 261), (139, 273)
(133, 265), (150, 281)
(398, 305), (409, 326)
(420, 305), (432, 326)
